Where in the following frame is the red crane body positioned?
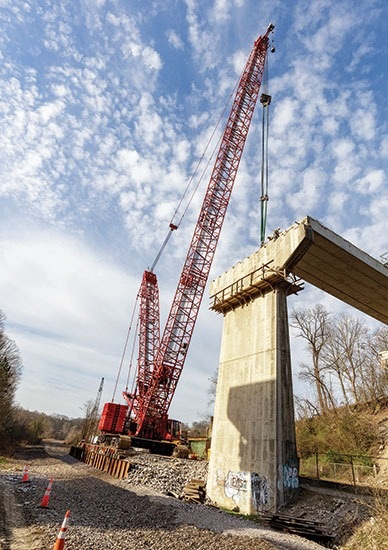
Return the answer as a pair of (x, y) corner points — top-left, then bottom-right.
(120, 23), (274, 440)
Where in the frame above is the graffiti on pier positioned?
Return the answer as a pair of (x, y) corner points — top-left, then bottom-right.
(278, 463), (299, 490)
(223, 470), (271, 509)
(251, 473), (270, 510)
(224, 470), (248, 503)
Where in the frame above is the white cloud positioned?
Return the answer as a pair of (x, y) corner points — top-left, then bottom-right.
(272, 97), (298, 135)
(166, 29), (184, 50)
(332, 138), (354, 160)
(327, 190), (349, 213)
(355, 169), (385, 194)
(175, 139), (191, 164)
(212, 0), (232, 22)
(106, 11), (120, 27)
(116, 148), (153, 185)
(380, 135), (388, 158)
(346, 42), (374, 73)
(350, 107), (376, 141)
(185, 0), (218, 70)
(287, 167), (325, 215)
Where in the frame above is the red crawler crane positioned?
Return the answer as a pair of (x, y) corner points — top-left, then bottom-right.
(102, 22), (274, 444)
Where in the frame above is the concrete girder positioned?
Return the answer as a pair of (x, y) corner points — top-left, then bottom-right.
(210, 216), (387, 323)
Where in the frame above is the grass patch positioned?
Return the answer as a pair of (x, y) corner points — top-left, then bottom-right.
(342, 489), (388, 549)
(219, 507), (266, 524)
(0, 456), (10, 469)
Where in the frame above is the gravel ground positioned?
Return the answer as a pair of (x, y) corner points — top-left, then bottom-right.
(0, 442), (330, 550)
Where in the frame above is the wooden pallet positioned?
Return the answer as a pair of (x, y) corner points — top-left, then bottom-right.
(257, 511), (335, 544)
(182, 479), (206, 503)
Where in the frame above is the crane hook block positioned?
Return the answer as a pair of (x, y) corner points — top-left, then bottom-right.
(260, 93), (272, 107)
(169, 223), (178, 231)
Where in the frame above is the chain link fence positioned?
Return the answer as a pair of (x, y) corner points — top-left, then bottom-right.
(299, 452), (388, 486)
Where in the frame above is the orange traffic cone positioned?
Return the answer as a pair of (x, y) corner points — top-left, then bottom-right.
(53, 510), (70, 550)
(39, 478), (54, 508)
(21, 464), (29, 483)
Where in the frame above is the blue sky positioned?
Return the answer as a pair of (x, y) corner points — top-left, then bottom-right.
(0, 0), (387, 423)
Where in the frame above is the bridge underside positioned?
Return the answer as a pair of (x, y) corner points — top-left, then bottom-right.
(210, 216), (387, 323)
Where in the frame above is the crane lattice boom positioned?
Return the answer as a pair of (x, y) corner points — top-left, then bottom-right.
(137, 271), (160, 396)
(125, 23), (274, 439)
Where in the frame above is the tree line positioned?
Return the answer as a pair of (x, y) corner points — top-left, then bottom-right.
(291, 304), (388, 417)
(0, 310), (23, 452)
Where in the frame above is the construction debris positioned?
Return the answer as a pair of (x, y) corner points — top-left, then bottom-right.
(257, 511), (335, 545)
(181, 479), (206, 503)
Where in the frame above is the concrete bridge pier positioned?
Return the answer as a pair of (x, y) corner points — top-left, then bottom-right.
(206, 215), (388, 514)
(206, 278), (300, 514)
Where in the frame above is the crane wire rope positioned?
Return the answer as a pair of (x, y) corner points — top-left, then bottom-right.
(150, 75), (241, 272)
(260, 52), (270, 245)
(127, 314), (140, 395)
(111, 289), (140, 402)
(260, 103), (270, 243)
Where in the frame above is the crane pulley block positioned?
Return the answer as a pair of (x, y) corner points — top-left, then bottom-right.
(260, 93), (272, 106)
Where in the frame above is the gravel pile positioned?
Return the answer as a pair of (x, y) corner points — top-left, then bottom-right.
(126, 452), (208, 497)
(0, 442), (328, 550)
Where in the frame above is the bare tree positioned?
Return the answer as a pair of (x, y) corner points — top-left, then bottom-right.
(362, 325), (388, 400)
(334, 314), (368, 401)
(291, 305), (332, 413)
(207, 368), (218, 408)
(294, 305), (388, 416)
(81, 399), (100, 442)
(294, 395), (320, 420)
(320, 314), (366, 405)
(0, 311), (23, 450)
(323, 315), (388, 404)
